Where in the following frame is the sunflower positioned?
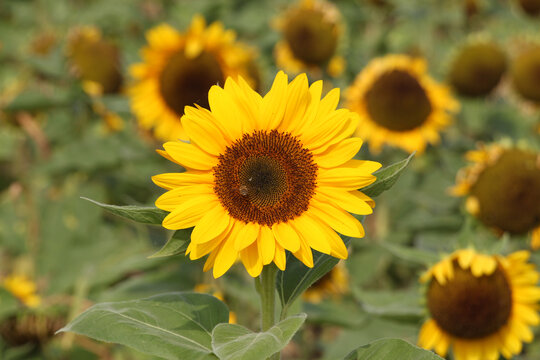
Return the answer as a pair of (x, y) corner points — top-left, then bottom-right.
(274, 0), (345, 77)
(303, 261), (349, 303)
(448, 39), (507, 97)
(3, 274), (40, 308)
(418, 248), (540, 360)
(511, 44), (540, 103)
(451, 143), (540, 249)
(129, 16), (259, 141)
(152, 71), (380, 278)
(345, 55), (459, 154)
(516, 0), (540, 16)
(66, 26), (123, 96)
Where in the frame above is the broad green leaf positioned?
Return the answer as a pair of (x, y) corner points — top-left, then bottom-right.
(379, 242), (438, 266)
(352, 288), (423, 320)
(59, 292), (228, 360)
(149, 228), (191, 258)
(277, 238), (351, 312)
(344, 338), (443, 360)
(362, 153), (415, 198)
(211, 314), (306, 360)
(0, 288), (19, 321)
(82, 197), (168, 225)
(4, 89), (72, 111)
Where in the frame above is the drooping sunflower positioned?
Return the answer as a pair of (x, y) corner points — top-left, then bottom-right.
(66, 26), (123, 96)
(274, 0), (345, 77)
(511, 44), (540, 103)
(451, 143), (540, 249)
(345, 55), (459, 154)
(130, 16), (260, 141)
(153, 71), (380, 278)
(3, 274), (40, 308)
(303, 261), (349, 303)
(448, 39), (507, 97)
(418, 248), (540, 360)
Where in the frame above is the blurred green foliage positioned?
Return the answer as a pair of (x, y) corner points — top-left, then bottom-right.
(1, 0), (539, 359)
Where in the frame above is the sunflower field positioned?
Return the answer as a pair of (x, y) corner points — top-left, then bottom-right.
(1, 0), (540, 359)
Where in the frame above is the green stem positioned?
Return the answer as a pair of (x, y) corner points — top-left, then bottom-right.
(259, 264), (277, 331)
(258, 264), (280, 360)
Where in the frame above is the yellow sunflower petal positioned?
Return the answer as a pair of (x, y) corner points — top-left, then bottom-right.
(163, 141), (218, 170)
(309, 200), (365, 238)
(315, 138), (363, 168)
(272, 222), (301, 253)
(240, 241), (263, 277)
(191, 205), (230, 244)
(259, 226), (276, 265)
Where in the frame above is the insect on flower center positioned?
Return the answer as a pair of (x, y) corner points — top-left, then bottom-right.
(159, 51), (224, 116)
(213, 130), (317, 226)
(471, 149), (540, 234)
(427, 261), (512, 339)
(365, 70), (432, 132)
(284, 8), (338, 65)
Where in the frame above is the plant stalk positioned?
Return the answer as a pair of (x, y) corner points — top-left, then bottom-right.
(258, 264), (279, 360)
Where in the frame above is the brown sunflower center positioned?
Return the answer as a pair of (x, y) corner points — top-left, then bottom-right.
(449, 43), (507, 97)
(518, 0), (540, 16)
(471, 149), (540, 234)
(284, 9), (338, 66)
(512, 47), (540, 102)
(427, 261), (512, 339)
(364, 70), (432, 132)
(213, 130), (317, 226)
(159, 51), (224, 116)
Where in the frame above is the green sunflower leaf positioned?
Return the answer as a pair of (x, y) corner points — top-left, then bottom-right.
(82, 197), (168, 225)
(344, 338), (444, 360)
(277, 238), (351, 315)
(149, 228), (191, 258)
(58, 292), (228, 360)
(211, 313), (306, 360)
(362, 152), (415, 198)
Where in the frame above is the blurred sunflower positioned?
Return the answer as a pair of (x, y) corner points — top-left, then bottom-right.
(418, 249), (540, 360)
(448, 40), (507, 97)
(153, 71), (380, 278)
(67, 26), (125, 132)
(511, 45), (540, 103)
(3, 274), (40, 308)
(452, 143), (540, 249)
(345, 55), (459, 154)
(303, 261), (349, 303)
(130, 16), (259, 141)
(66, 26), (123, 96)
(516, 0), (540, 16)
(274, 0), (345, 77)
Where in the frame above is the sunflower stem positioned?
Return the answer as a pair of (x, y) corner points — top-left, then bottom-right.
(259, 264), (277, 331)
(258, 264), (280, 360)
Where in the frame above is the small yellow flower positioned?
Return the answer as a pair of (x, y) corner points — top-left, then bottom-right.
(345, 55), (459, 154)
(153, 71), (380, 278)
(452, 143), (540, 248)
(419, 249), (540, 360)
(129, 15), (259, 141)
(3, 275), (41, 308)
(274, 0), (344, 77)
